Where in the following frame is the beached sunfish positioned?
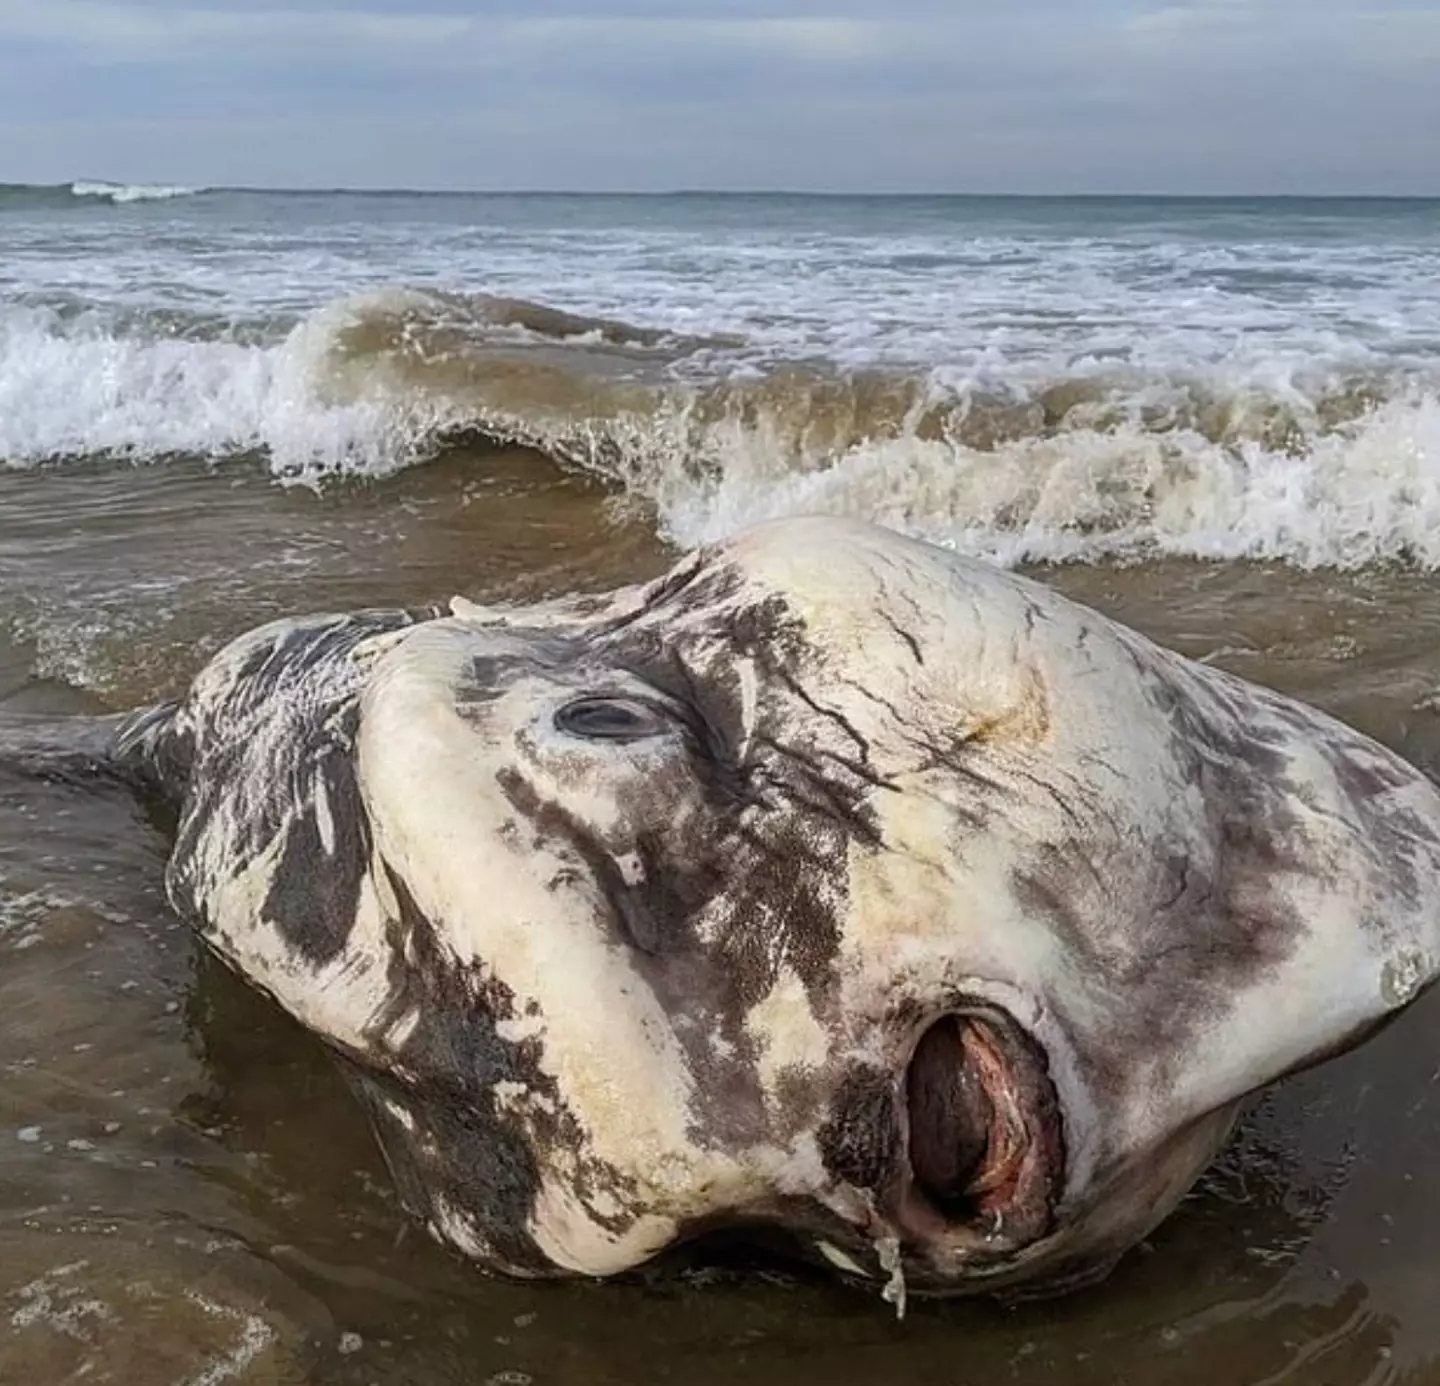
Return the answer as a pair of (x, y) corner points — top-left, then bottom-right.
(79, 517), (1440, 1304)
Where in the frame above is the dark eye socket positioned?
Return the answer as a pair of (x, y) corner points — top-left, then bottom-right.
(554, 696), (671, 742)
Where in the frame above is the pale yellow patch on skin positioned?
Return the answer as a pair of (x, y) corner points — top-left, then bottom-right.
(529, 1179), (677, 1276)
(964, 661), (1053, 746)
(843, 791), (975, 956)
(744, 964), (832, 1107)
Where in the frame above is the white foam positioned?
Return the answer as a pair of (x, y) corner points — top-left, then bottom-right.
(5, 194), (1437, 367)
(4, 283), (1440, 572)
(0, 296), (450, 477)
(642, 390), (1440, 570)
(68, 180), (199, 205)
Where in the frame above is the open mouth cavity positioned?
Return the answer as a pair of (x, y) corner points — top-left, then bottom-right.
(899, 1009), (1062, 1251)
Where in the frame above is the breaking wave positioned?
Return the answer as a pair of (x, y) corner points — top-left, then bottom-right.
(0, 181), (203, 210)
(3, 286), (1439, 571)
(68, 180), (200, 205)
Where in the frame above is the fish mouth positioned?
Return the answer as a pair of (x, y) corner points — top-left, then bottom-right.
(894, 1006), (1064, 1261)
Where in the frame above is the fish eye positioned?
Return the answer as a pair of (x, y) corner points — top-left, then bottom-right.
(553, 696), (671, 742)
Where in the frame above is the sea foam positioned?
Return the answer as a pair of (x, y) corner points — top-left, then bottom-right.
(3, 287), (1439, 572)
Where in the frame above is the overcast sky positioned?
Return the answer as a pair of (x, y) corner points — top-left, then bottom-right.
(0, 0), (1435, 194)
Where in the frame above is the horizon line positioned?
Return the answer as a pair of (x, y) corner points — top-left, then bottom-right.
(9, 179), (1440, 202)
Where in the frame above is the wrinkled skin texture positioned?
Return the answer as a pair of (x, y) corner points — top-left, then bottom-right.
(107, 517), (1440, 1300)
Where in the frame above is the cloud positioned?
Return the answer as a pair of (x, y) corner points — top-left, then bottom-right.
(0, 2), (479, 57)
(0, 4), (951, 91)
(0, 0), (1434, 192)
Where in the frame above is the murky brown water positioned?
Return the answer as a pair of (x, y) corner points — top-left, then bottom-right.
(7, 448), (1440, 1385)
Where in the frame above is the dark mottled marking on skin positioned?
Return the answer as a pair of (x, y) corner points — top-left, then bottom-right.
(608, 549), (713, 629)
(456, 638), (584, 712)
(722, 812), (850, 1014)
(590, 551), (745, 647)
(1319, 725), (1437, 914)
(487, 593), (878, 1143)
(1004, 651), (1328, 1105)
(259, 704), (370, 968)
(607, 644), (756, 815)
(748, 735), (884, 847)
(357, 864), (562, 1272)
(458, 654), (521, 707)
(817, 1066), (901, 1195)
(496, 765), (772, 1146)
(726, 593), (811, 668)
(112, 699), (195, 798)
(497, 754), (727, 962)
(224, 613), (427, 724)
(146, 608), (426, 926)
(617, 589), (867, 1014)
(772, 1064), (826, 1132)
(616, 592), (864, 808)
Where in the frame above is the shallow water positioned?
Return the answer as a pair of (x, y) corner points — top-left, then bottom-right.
(5, 448), (1440, 1385)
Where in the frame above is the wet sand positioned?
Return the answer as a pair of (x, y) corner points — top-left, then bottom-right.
(5, 448), (1440, 1385)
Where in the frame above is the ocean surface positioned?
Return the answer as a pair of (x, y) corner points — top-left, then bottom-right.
(4, 181), (1440, 563)
(4, 182), (1440, 1385)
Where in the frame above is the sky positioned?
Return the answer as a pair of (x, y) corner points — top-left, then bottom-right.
(0, 0), (1436, 195)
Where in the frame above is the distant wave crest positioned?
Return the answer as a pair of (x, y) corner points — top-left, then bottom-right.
(68, 180), (200, 204)
(0, 181), (205, 210)
(3, 286), (1440, 572)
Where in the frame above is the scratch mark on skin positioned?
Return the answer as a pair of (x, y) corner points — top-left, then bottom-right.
(881, 612), (925, 667)
(774, 668), (876, 767)
(749, 738), (887, 847)
(839, 678), (911, 736)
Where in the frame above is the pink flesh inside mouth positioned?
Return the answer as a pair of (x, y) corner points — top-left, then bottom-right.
(899, 1011), (1062, 1254)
